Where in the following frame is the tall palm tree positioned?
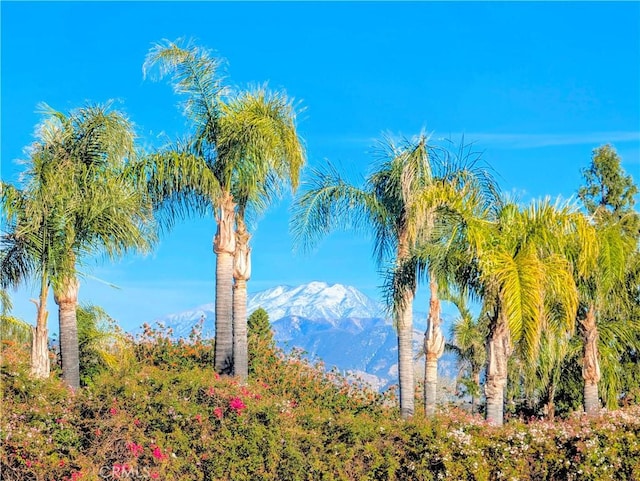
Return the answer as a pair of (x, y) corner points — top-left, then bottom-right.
(575, 144), (640, 414)
(1, 133), (73, 378)
(221, 89), (305, 382)
(574, 221), (637, 413)
(144, 40), (305, 376)
(3, 104), (155, 389)
(293, 135), (491, 418)
(388, 144), (497, 416)
(470, 199), (580, 425)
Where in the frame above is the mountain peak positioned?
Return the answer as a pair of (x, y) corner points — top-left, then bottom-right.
(248, 282), (384, 321)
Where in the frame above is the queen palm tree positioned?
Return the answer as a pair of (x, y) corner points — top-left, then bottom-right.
(221, 89), (305, 382)
(3, 103), (155, 389)
(470, 199), (581, 425)
(387, 143), (497, 417)
(292, 135), (492, 418)
(144, 40), (304, 376)
(574, 221), (637, 413)
(576, 145), (640, 413)
(1, 133), (73, 378)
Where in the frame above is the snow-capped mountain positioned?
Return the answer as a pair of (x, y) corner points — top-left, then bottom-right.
(247, 281), (385, 321)
(150, 281), (457, 390)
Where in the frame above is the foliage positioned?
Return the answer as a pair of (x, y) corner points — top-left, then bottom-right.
(0, 314), (32, 346)
(75, 304), (132, 387)
(2, 336), (640, 481)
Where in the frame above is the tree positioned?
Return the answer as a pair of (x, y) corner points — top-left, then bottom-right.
(76, 304), (129, 387)
(221, 89), (305, 382)
(578, 144), (639, 232)
(471, 199), (580, 425)
(389, 142), (497, 417)
(3, 104), (155, 389)
(144, 40), (304, 379)
(445, 290), (488, 414)
(292, 135), (493, 418)
(1, 130), (73, 379)
(247, 307), (275, 376)
(576, 144), (640, 414)
(577, 145), (640, 413)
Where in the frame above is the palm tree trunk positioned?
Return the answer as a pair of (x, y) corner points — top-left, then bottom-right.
(397, 286), (415, 419)
(232, 218), (251, 383)
(214, 192), (236, 375)
(424, 276), (445, 416)
(582, 305), (601, 414)
(30, 306), (50, 379)
(485, 309), (511, 426)
(395, 231), (416, 419)
(54, 276), (80, 389)
(29, 272), (50, 378)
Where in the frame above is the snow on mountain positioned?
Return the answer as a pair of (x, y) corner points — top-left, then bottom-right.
(247, 281), (385, 321)
(150, 281), (457, 390)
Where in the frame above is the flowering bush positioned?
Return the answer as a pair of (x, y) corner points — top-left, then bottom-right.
(2, 332), (639, 480)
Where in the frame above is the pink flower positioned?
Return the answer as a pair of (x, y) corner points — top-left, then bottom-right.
(149, 472), (159, 479)
(229, 397), (246, 413)
(25, 460), (32, 468)
(206, 386), (216, 397)
(213, 407), (223, 419)
(240, 386), (251, 397)
(71, 471), (83, 481)
(127, 441), (144, 457)
(109, 407), (118, 416)
(194, 414), (203, 423)
(151, 446), (168, 461)
(94, 428), (102, 437)
(133, 418), (141, 427)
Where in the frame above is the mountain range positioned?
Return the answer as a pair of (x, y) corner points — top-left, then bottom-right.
(149, 281), (459, 391)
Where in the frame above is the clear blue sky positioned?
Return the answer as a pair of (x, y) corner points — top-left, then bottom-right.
(2, 2), (639, 332)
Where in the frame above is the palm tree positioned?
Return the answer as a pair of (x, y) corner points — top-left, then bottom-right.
(293, 135), (491, 418)
(144, 40), (305, 376)
(470, 199), (580, 425)
(3, 103), (155, 389)
(0, 292), (33, 347)
(574, 221), (637, 413)
(445, 290), (488, 414)
(221, 89), (305, 382)
(1, 134), (72, 378)
(388, 143), (497, 416)
(576, 145), (640, 413)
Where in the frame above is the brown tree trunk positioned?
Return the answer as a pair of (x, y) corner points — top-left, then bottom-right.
(232, 218), (251, 383)
(214, 192), (236, 375)
(485, 309), (512, 426)
(545, 383), (556, 420)
(424, 276), (445, 416)
(582, 305), (601, 414)
(55, 276), (80, 390)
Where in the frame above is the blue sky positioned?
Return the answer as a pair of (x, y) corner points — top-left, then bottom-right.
(2, 1), (639, 332)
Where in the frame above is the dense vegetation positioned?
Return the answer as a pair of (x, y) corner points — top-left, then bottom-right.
(2, 314), (640, 481)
